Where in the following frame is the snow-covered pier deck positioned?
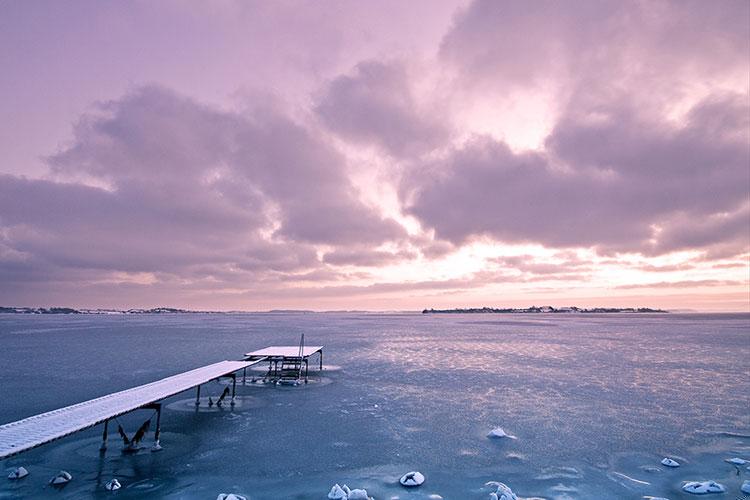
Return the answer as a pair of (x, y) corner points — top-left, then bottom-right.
(0, 359), (260, 459)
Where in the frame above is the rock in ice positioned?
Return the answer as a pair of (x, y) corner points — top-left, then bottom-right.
(7, 466), (28, 480)
(487, 482), (517, 500)
(661, 457), (680, 467)
(49, 470), (72, 485)
(216, 494), (247, 500)
(328, 483), (348, 499)
(682, 480), (725, 494)
(104, 478), (121, 491)
(487, 427), (509, 438)
(347, 488), (370, 500)
(725, 457), (748, 465)
(400, 471), (425, 487)
(741, 480), (750, 494)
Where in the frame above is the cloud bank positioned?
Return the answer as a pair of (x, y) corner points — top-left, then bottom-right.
(0, 0), (747, 310)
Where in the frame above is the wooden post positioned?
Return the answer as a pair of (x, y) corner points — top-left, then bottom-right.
(152, 403), (163, 452)
(195, 385), (201, 407)
(99, 419), (109, 453)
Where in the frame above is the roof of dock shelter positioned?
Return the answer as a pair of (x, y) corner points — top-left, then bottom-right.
(244, 346), (323, 359)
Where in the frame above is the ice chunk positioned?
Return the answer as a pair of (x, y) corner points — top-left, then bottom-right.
(49, 470), (72, 485)
(7, 466), (28, 480)
(741, 480), (750, 494)
(661, 458), (680, 467)
(105, 478), (121, 491)
(347, 488), (370, 500)
(725, 457), (748, 465)
(488, 482), (517, 500)
(216, 494), (247, 500)
(681, 481), (725, 494)
(399, 471), (425, 487)
(328, 483), (348, 499)
(487, 427), (509, 438)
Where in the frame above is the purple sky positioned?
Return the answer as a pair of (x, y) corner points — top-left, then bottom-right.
(1, 0), (748, 311)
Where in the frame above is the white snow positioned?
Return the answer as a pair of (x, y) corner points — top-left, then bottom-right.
(49, 470), (72, 485)
(328, 484), (348, 499)
(328, 483), (370, 499)
(399, 471), (425, 487)
(104, 478), (121, 491)
(725, 457), (748, 465)
(681, 481), (725, 494)
(486, 481), (517, 500)
(741, 480), (750, 494)
(216, 494), (246, 500)
(660, 458), (680, 467)
(347, 489), (370, 500)
(487, 428), (509, 438)
(7, 466), (28, 479)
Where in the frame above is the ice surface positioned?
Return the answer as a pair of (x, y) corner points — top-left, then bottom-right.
(0, 312), (748, 499)
(742, 479), (750, 493)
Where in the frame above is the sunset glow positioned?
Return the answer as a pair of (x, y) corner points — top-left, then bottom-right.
(0, 0), (748, 311)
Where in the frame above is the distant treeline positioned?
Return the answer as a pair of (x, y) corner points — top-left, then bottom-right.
(0, 307), (200, 315)
(422, 306), (668, 314)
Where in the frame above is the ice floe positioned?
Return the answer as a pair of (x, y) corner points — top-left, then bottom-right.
(487, 427), (514, 439)
(399, 471), (425, 487)
(741, 480), (750, 494)
(105, 478), (121, 491)
(485, 481), (517, 500)
(216, 494), (247, 500)
(328, 483), (371, 499)
(347, 488), (370, 500)
(725, 457), (748, 465)
(7, 466), (28, 480)
(660, 458), (680, 467)
(681, 480), (725, 494)
(328, 484), (348, 499)
(49, 470), (72, 485)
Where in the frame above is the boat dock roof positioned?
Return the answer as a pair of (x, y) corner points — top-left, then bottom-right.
(244, 345), (323, 359)
(0, 359), (258, 459)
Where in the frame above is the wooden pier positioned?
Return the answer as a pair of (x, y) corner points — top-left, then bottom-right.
(0, 343), (324, 460)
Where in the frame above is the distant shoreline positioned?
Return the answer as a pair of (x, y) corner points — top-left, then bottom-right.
(2, 306), (732, 315)
(422, 306), (669, 314)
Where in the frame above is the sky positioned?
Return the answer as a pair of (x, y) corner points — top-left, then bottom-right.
(0, 0), (748, 312)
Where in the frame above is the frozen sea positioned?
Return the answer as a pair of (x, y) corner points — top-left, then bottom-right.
(0, 312), (748, 499)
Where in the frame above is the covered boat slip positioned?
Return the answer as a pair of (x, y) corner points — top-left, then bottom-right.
(245, 346), (323, 384)
(0, 359), (259, 460)
(244, 345), (324, 384)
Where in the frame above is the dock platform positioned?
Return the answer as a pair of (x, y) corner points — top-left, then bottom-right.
(0, 359), (259, 459)
(245, 345), (323, 384)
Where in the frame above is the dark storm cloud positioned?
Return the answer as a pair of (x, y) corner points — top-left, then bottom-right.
(0, 86), (406, 291)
